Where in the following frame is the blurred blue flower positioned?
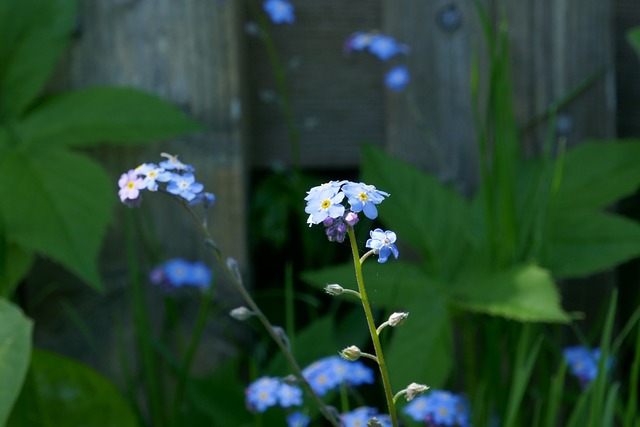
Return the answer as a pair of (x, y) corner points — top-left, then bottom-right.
(159, 152), (194, 173)
(263, 0), (295, 24)
(118, 169), (144, 204)
(344, 31), (373, 53)
(366, 229), (399, 263)
(342, 181), (389, 220)
(302, 356), (374, 396)
(368, 34), (405, 61)
(287, 411), (310, 427)
(166, 173), (204, 201)
(189, 191), (216, 207)
(385, 65), (410, 92)
(149, 258), (213, 290)
(404, 390), (471, 426)
(134, 163), (173, 191)
(245, 376), (303, 413)
(341, 407), (392, 427)
(563, 345), (611, 388)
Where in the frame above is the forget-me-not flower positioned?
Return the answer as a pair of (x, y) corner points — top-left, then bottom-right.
(135, 163), (173, 191)
(368, 34), (405, 61)
(118, 169), (145, 203)
(245, 376), (303, 413)
(563, 345), (611, 388)
(385, 65), (410, 92)
(287, 411), (310, 427)
(404, 390), (471, 426)
(342, 181), (389, 220)
(159, 152), (194, 173)
(263, 0), (295, 24)
(305, 188), (345, 226)
(167, 173), (204, 201)
(302, 355), (374, 397)
(366, 229), (399, 263)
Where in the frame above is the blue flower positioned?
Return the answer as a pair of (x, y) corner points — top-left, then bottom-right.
(385, 65), (410, 92)
(166, 173), (204, 201)
(341, 407), (382, 427)
(563, 345), (610, 388)
(404, 391), (471, 426)
(245, 376), (304, 413)
(304, 180), (347, 201)
(189, 191), (216, 207)
(287, 411), (310, 427)
(304, 188), (345, 226)
(366, 229), (399, 263)
(263, 0), (295, 24)
(342, 181), (389, 220)
(150, 258), (213, 290)
(245, 377), (281, 412)
(302, 356), (374, 396)
(344, 31), (373, 53)
(135, 163), (173, 191)
(368, 34), (405, 61)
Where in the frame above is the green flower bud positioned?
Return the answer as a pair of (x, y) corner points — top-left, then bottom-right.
(325, 284), (344, 295)
(339, 345), (362, 361)
(388, 311), (409, 327)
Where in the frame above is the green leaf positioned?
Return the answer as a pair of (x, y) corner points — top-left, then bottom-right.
(454, 263), (571, 323)
(544, 210), (640, 279)
(386, 293), (453, 389)
(0, 0), (77, 119)
(361, 145), (471, 278)
(555, 140), (640, 210)
(7, 349), (138, 427)
(0, 299), (32, 427)
(17, 87), (204, 148)
(628, 27), (640, 58)
(0, 148), (113, 290)
(0, 241), (34, 297)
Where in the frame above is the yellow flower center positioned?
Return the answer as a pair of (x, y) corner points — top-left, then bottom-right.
(358, 192), (368, 201)
(321, 199), (331, 209)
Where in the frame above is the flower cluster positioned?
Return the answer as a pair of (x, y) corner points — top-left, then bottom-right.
(263, 0), (295, 24)
(245, 376), (304, 413)
(118, 153), (214, 208)
(304, 181), (399, 263)
(403, 390), (472, 427)
(344, 31), (411, 92)
(563, 345), (610, 388)
(302, 355), (375, 396)
(149, 258), (213, 290)
(341, 406), (392, 427)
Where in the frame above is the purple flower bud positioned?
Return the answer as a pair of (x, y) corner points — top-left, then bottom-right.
(323, 216), (335, 227)
(344, 211), (359, 226)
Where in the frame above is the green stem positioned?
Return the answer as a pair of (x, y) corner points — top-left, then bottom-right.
(347, 227), (398, 426)
(178, 201), (340, 427)
(171, 282), (216, 424)
(124, 211), (165, 427)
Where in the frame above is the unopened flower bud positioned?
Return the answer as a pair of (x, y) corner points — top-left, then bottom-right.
(229, 306), (253, 321)
(405, 382), (429, 401)
(339, 345), (362, 361)
(325, 284), (344, 295)
(281, 374), (298, 385)
(323, 216), (335, 227)
(367, 418), (383, 427)
(388, 311), (409, 327)
(344, 211), (359, 226)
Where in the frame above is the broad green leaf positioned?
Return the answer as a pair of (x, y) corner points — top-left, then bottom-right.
(0, 0), (77, 119)
(628, 27), (640, 58)
(385, 293), (452, 389)
(555, 140), (640, 210)
(361, 145), (471, 279)
(18, 87), (203, 148)
(544, 210), (640, 279)
(0, 148), (113, 290)
(0, 299), (32, 427)
(453, 264), (571, 323)
(7, 349), (138, 427)
(0, 241), (34, 297)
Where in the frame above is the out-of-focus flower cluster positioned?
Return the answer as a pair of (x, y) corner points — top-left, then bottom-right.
(246, 356), (378, 425)
(344, 31), (411, 92)
(341, 406), (392, 427)
(403, 390), (472, 427)
(149, 258), (212, 290)
(563, 345), (611, 389)
(118, 153), (214, 208)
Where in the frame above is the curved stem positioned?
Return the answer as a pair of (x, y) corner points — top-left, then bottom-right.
(180, 202), (340, 427)
(347, 226), (398, 426)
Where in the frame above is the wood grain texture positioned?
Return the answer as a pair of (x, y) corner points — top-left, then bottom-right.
(383, 0), (615, 193)
(615, 0), (640, 137)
